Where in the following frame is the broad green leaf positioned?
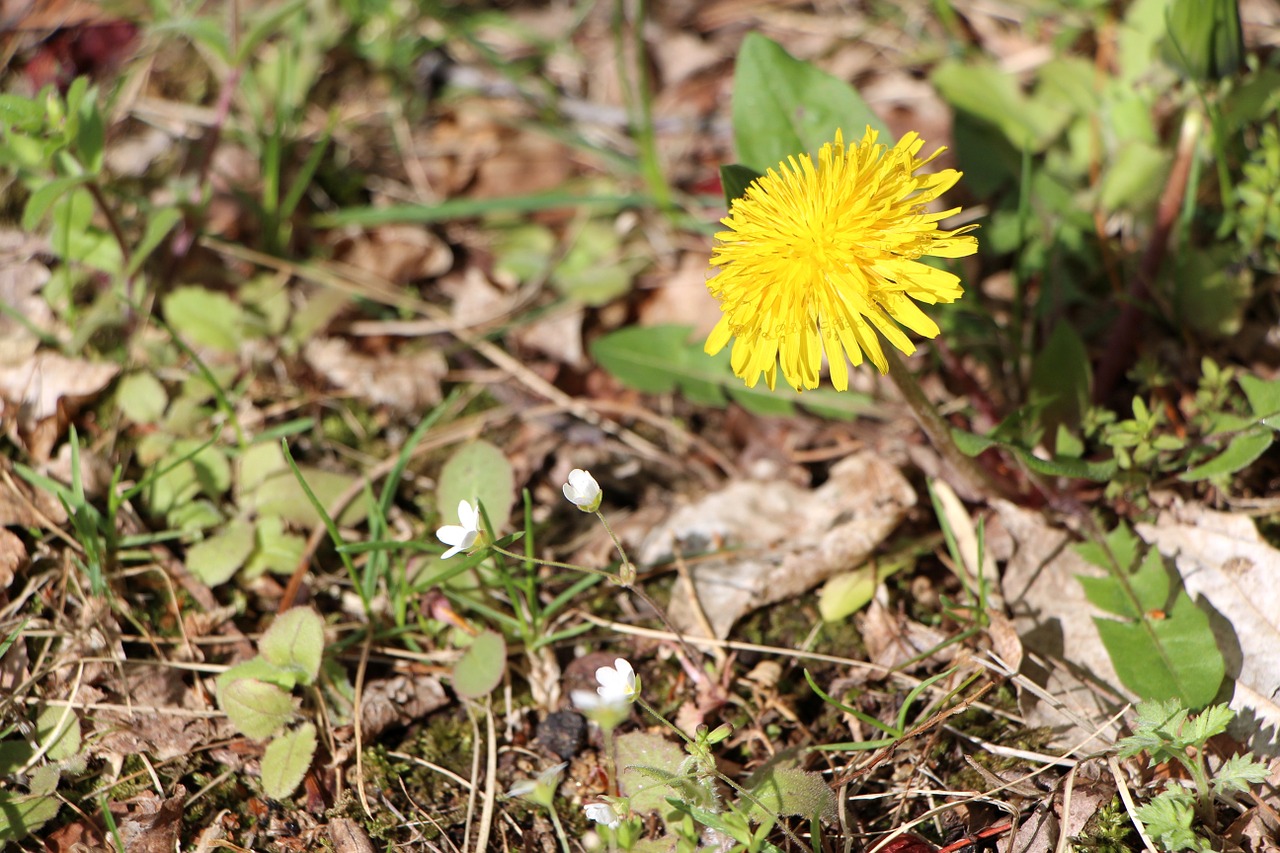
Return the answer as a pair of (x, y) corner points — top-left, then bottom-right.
(732, 33), (887, 172)
(164, 286), (246, 352)
(932, 60), (1070, 153)
(243, 516), (306, 578)
(260, 721), (317, 800)
(1030, 322), (1091, 446)
(590, 324), (876, 420)
(0, 94), (43, 130)
(218, 658), (299, 692)
(260, 607), (324, 685)
(218, 677), (295, 739)
(35, 706), (80, 761)
(1092, 589), (1224, 708)
(1180, 429), (1273, 481)
(115, 372), (168, 425)
(1099, 142), (1169, 213)
(745, 765), (837, 822)
(187, 518), (256, 586)
(452, 630), (506, 699)
(74, 92), (104, 174)
(246, 467), (368, 526)
(1239, 374), (1280, 425)
(616, 730), (690, 816)
(1163, 0), (1242, 81)
(1077, 547), (1171, 619)
(719, 164), (763, 208)
(437, 441), (515, 532)
(0, 790), (61, 844)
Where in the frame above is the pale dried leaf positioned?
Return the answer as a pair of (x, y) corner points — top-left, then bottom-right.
(0, 352), (119, 422)
(357, 673), (449, 739)
(110, 786), (186, 853)
(303, 338), (445, 412)
(992, 500), (1128, 749)
(337, 225), (452, 285)
(329, 817), (376, 853)
(512, 306), (586, 368)
(860, 597), (954, 672)
(638, 452), (915, 638)
(0, 528), (24, 589)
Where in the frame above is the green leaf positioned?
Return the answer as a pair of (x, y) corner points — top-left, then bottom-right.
(245, 467), (368, 527)
(74, 92), (104, 174)
(218, 658), (298, 692)
(187, 518), (256, 586)
(0, 790), (61, 844)
(218, 677), (295, 739)
(260, 721), (317, 800)
(932, 60), (1070, 153)
(0, 94), (44, 131)
(35, 706), (80, 762)
(731, 33), (888, 172)
(719, 164), (763, 208)
(1239, 374), (1280, 425)
(1092, 590), (1224, 708)
(126, 207), (183, 277)
(1030, 322), (1091, 446)
(451, 630), (506, 699)
(616, 730), (693, 816)
(1180, 429), (1273, 481)
(1163, 0), (1242, 81)
(163, 286), (246, 352)
(590, 324), (877, 421)
(21, 175), (89, 231)
(745, 764), (837, 822)
(950, 427), (1118, 480)
(115, 372), (168, 424)
(818, 562), (909, 623)
(259, 607), (324, 685)
(437, 441), (515, 532)
(243, 516), (306, 578)
(549, 220), (639, 305)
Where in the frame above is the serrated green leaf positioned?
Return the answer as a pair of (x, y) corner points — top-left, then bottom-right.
(259, 607), (324, 685)
(745, 765), (836, 822)
(1091, 589), (1224, 707)
(451, 630), (506, 699)
(1216, 754), (1269, 793)
(187, 518), (256, 586)
(437, 441), (515, 532)
(260, 721), (317, 800)
(617, 730), (692, 816)
(1180, 429), (1273, 481)
(218, 677), (295, 739)
(732, 33), (887, 172)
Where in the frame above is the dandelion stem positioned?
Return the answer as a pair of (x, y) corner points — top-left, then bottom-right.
(884, 347), (1017, 501)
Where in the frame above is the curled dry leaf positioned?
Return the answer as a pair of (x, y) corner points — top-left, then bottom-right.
(357, 673), (449, 739)
(0, 528), (25, 590)
(638, 451), (915, 638)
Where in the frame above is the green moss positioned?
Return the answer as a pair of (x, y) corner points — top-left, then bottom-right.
(1072, 795), (1137, 853)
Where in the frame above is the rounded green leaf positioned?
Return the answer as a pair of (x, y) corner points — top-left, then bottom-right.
(260, 607), (324, 685)
(35, 706), (80, 762)
(437, 441), (514, 531)
(451, 630), (506, 699)
(163, 286), (246, 352)
(187, 519), (256, 586)
(260, 722), (317, 800)
(115, 373), (168, 424)
(218, 678), (294, 739)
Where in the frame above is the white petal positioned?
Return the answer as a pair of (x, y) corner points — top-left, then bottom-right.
(457, 500), (478, 529)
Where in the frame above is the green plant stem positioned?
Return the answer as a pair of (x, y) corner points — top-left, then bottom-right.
(615, 0), (672, 211)
(547, 805), (573, 853)
(884, 347), (1017, 501)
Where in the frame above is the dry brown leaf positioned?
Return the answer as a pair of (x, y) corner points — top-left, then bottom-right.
(357, 672), (450, 739)
(336, 225), (453, 285)
(0, 351), (118, 422)
(329, 817), (377, 853)
(109, 785), (186, 853)
(512, 306), (586, 368)
(636, 251), (723, 335)
(1137, 502), (1280, 748)
(860, 597), (954, 672)
(303, 337), (445, 412)
(638, 451), (915, 638)
(0, 527), (24, 589)
(992, 500), (1128, 750)
(1005, 760), (1116, 853)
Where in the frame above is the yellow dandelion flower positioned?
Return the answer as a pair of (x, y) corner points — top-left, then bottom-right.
(705, 127), (978, 392)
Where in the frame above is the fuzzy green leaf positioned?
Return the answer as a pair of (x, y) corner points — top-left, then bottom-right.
(260, 721), (317, 800)
(35, 706), (80, 762)
(437, 441), (515, 533)
(745, 765), (837, 822)
(218, 678), (295, 739)
(259, 607), (324, 685)
(0, 790), (61, 844)
(187, 518), (256, 586)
